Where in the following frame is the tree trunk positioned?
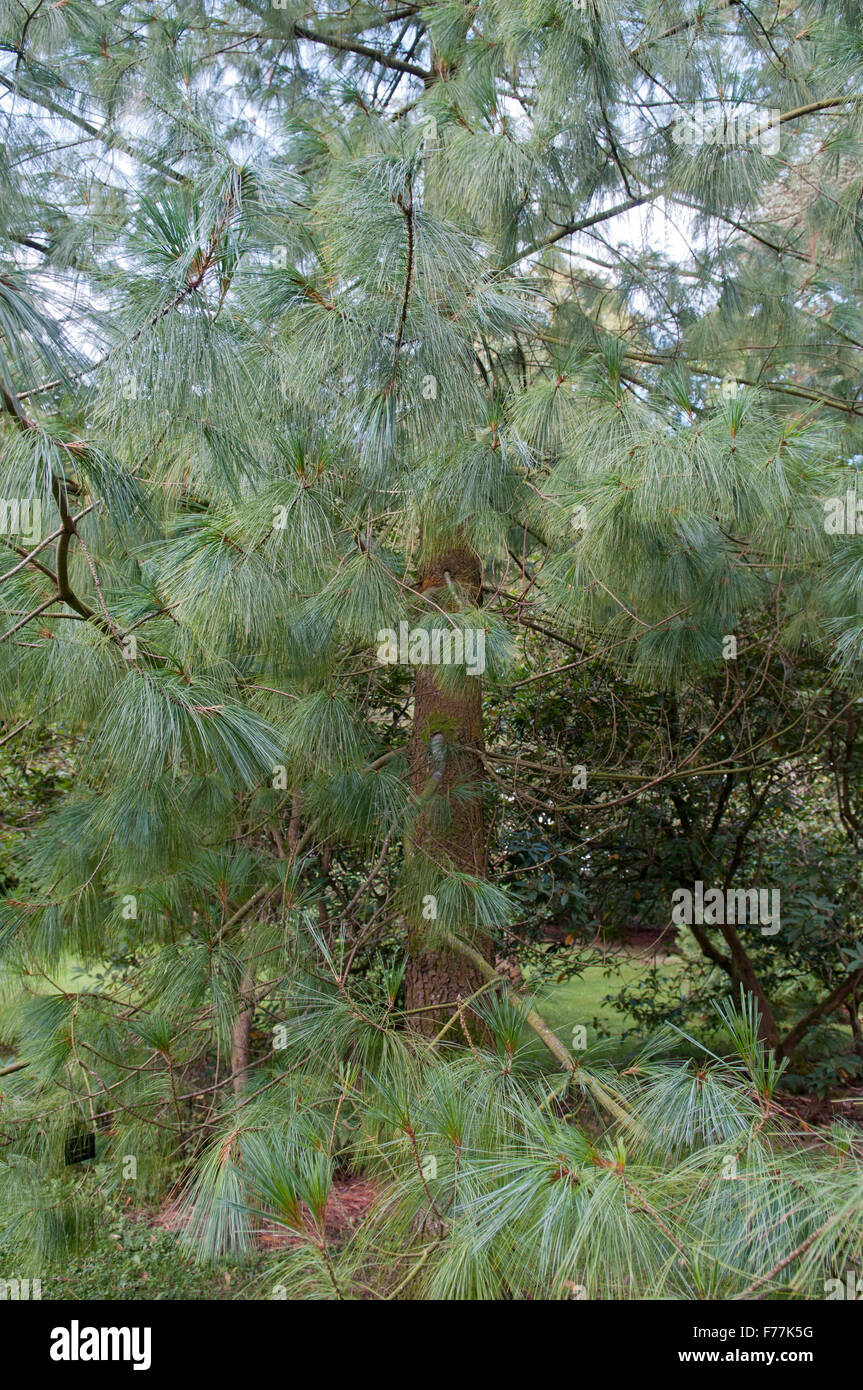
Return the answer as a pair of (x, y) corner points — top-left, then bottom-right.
(718, 923), (782, 1051)
(231, 973), (254, 1097)
(404, 543), (493, 1035)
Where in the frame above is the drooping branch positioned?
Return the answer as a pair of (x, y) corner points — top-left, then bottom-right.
(293, 22), (431, 81)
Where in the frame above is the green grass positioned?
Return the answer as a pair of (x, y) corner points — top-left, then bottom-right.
(521, 952), (861, 1095)
(520, 951), (693, 1065)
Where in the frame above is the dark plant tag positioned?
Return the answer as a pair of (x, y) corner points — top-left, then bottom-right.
(64, 1131), (96, 1165)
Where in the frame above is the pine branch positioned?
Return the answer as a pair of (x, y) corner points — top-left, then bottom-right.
(293, 22), (431, 80)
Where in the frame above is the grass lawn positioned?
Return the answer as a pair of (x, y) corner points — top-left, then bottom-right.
(519, 950), (701, 1066)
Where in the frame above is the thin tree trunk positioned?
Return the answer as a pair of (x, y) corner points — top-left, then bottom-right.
(779, 967), (863, 1059)
(404, 542), (493, 1034)
(288, 788), (301, 856)
(717, 922), (782, 1050)
(231, 973), (254, 1097)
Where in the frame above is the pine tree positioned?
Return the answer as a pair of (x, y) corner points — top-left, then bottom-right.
(1, 0), (863, 1296)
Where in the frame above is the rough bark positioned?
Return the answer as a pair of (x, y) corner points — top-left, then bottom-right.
(404, 543), (493, 1034)
(231, 973), (254, 1097)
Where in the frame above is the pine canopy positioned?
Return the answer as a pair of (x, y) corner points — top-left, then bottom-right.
(0, 0), (862, 1300)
